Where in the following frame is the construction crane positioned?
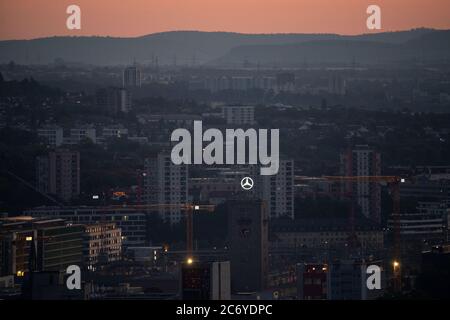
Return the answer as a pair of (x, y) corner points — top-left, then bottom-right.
(2, 168), (215, 262)
(3, 169), (64, 207)
(97, 203), (216, 260)
(321, 176), (402, 255)
(295, 175), (404, 290)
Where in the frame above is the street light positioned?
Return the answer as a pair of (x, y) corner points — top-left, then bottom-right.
(392, 260), (401, 292)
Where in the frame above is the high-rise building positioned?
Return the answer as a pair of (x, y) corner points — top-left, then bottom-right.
(96, 87), (132, 114)
(36, 149), (80, 201)
(123, 64), (141, 88)
(251, 159), (295, 219)
(222, 105), (255, 125)
(227, 200), (268, 292)
(340, 145), (381, 223)
(143, 152), (188, 224)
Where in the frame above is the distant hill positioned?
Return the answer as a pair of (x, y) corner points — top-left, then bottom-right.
(0, 28), (444, 66)
(210, 30), (450, 67)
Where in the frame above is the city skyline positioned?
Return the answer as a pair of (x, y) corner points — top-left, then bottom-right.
(1, 0), (450, 303)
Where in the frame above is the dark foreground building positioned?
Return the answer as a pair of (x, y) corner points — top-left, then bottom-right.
(227, 199), (268, 293)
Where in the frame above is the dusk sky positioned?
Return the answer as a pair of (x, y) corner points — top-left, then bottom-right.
(1, 0), (450, 40)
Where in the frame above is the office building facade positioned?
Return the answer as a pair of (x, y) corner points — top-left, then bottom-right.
(0, 217), (84, 276)
(222, 105), (255, 125)
(36, 149), (80, 201)
(83, 223), (122, 269)
(143, 152), (188, 224)
(25, 207), (146, 247)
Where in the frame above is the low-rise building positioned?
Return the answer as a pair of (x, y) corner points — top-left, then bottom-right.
(25, 206), (147, 247)
(37, 125), (64, 147)
(0, 217), (84, 276)
(271, 218), (384, 251)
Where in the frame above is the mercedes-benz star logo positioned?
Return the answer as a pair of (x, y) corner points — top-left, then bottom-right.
(241, 177), (254, 191)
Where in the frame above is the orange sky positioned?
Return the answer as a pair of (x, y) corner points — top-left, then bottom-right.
(1, 0), (450, 40)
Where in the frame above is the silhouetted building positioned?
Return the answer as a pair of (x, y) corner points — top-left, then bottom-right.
(180, 261), (230, 300)
(276, 72), (295, 92)
(21, 271), (85, 300)
(328, 259), (385, 300)
(297, 263), (328, 300)
(228, 200), (268, 292)
(419, 245), (450, 299)
(328, 73), (346, 95)
(96, 87), (132, 114)
(123, 64), (141, 88)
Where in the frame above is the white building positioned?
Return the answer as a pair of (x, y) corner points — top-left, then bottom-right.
(37, 126), (64, 147)
(340, 145), (381, 223)
(143, 152), (188, 224)
(252, 159), (295, 219)
(222, 105), (255, 125)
